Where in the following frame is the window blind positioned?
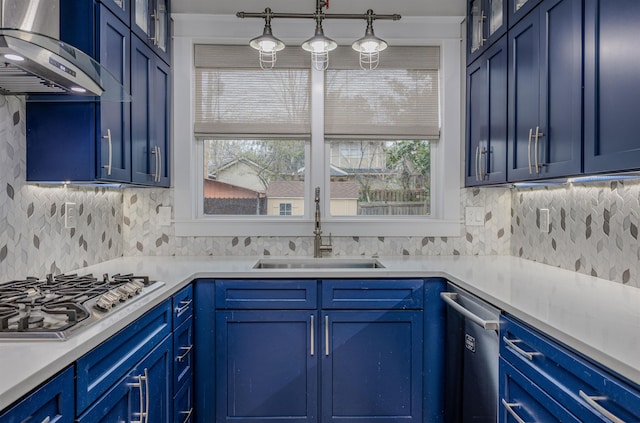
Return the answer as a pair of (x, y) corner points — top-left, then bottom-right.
(194, 45), (311, 137)
(325, 46), (441, 139)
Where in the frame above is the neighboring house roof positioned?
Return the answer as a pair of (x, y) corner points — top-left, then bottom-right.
(267, 181), (359, 199)
(204, 179), (263, 199)
(297, 165), (350, 178)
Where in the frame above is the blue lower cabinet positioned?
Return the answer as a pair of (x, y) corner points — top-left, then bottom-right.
(321, 310), (423, 423)
(174, 375), (194, 423)
(0, 366), (74, 423)
(78, 335), (172, 422)
(215, 310), (318, 423)
(499, 358), (579, 422)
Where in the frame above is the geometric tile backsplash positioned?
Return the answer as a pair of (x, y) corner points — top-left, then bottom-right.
(1, 92), (639, 289)
(122, 186), (512, 258)
(511, 181), (640, 288)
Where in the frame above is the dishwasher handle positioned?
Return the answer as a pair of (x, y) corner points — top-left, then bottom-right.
(440, 292), (500, 331)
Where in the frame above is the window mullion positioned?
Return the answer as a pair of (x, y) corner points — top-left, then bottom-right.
(310, 67), (327, 219)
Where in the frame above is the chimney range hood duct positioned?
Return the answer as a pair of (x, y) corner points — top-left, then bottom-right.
(0, 0), (129, 101)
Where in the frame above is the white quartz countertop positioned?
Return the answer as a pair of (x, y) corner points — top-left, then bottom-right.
(1, 255), (639, 410)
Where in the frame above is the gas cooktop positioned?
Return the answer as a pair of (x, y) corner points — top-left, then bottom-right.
(0, 273), (164, 340)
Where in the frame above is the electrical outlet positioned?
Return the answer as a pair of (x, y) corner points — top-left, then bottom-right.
(465, 207), (485, 226)
(65, 202), (77, 229)
(158, 206), (172, 226)
(540, 208), (550, 233)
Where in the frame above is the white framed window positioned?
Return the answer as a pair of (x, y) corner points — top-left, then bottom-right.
(172, 17), (462, 237)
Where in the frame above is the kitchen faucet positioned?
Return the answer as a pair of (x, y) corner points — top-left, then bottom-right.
(314, 187), (333, 258)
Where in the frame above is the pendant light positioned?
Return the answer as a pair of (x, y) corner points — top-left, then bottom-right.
(301, 20), (337, 71)
(352, 10), (388, 70)
(248, 9), (285, 70)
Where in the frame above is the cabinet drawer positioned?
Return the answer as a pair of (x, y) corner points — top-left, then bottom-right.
(321, 279), (424, 309)
(215, 280), (318, 309)
(0, 366), (74, 423)
(173, 284), (194, 328)
(76, 299), (172, 414)
(501, 315), (640, 422)
(173, 375), (194, 423)
(499, 358), (579, 422)
(174, 316), (194, 392)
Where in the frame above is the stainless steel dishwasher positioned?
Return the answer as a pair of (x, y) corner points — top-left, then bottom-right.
(441, 283), (501, 423)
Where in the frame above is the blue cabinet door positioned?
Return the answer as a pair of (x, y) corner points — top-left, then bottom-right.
(321, 310), (423, 423)
(584, 0), (640, 173)
(0, 367), (74, 423)
(131, 36), (170, 187)
(466, 37), (508, 186)
(131, 0), (171, 64)
(98, 6), (132, 182)
(78, 335), (172, 423)
(499, 358), (580, 422)
(99, 0), (130, 25)
(216, 310), (318, 423)
(508, 0), (582, 181)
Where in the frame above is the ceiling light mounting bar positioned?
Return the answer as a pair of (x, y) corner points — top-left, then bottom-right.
(237, 0), (401, 70)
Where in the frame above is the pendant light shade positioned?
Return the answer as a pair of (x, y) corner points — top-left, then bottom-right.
(301, 22), (337, 71)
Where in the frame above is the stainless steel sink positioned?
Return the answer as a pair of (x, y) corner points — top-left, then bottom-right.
(253, 258), (385, 269)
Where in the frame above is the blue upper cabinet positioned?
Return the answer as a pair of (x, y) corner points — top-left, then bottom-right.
(466, 37), (508, 186)
(131, 0), (171, 64)
(508, 0), (542, 27)
(27, 2), (132, 184)
(507, 0), (582, 181)
(467, 0), (508, 63)
(131, 37), (170, 187)
(98, 0), (130, 26)
(584, 0), (640, 174)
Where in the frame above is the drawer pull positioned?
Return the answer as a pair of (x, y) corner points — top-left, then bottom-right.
(180, 407), (194, 423)
(176, 345), (193, 362)
(440, 292), (500, 331)
(310, 315), (315, 356)
(503, 336), (541, 360)
(325, 315), (330, 356)
(579, 390), (625, 423)
(175, 299), (193, 315)
(502, 399), (526, 423)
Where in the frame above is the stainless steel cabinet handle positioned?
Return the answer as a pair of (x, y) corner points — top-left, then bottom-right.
(503, 336), (542, 360)
(527, 127), (533, 174)
(325, 315), (330, 356)
(475, 146), (480, 181)
(180, 407), (194, 423)
(177, 345), (193, 362)
(310, 314), (315, 356)
(102, 129), (112, 175)
(534, 126), (544, 173)
(40, 417), (50, 423)
(479, 12), (487, 47)
(502, 399), (527, 423)
(579, 390), (626, 423)
(157, 146), (162, 182)
(128, 370), (148, 423)
(440, 292), (500, 331)
(175, 299), (192, 315)
(143, 368), (149, 423)
(480, 146), (487, 180)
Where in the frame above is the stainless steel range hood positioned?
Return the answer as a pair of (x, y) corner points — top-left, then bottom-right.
(0, 0), (128, 100)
